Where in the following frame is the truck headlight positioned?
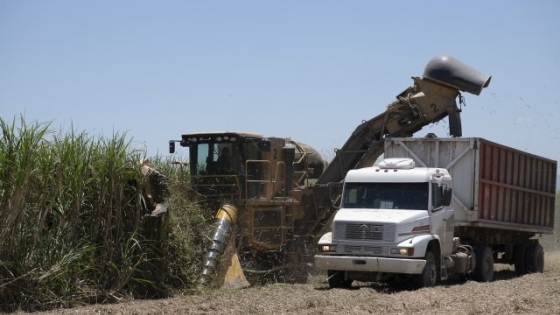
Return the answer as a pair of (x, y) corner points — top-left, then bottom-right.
(390, 247), (415, 256)
(319, 245), (336, 252)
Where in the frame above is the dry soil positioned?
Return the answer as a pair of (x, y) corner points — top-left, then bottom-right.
(19, 250), (560, 315)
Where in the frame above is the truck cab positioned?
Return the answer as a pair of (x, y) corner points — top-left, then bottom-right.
(314, 158), (467, 288)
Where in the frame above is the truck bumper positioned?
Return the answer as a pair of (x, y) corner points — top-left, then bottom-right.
(314, 255), (426, 274)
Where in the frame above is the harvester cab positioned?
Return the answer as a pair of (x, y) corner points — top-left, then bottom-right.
(169, 132), (325, 201)
(170, 132), (265, 202)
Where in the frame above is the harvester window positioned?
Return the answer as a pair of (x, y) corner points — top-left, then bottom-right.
(194, 143), (209, 174)
(243, 140), (263, 179)
(190, 143), (240, 175)
(217, 146), (233, 174)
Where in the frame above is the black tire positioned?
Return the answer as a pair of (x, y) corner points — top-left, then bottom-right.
(413, 250), (437, 288)
(473, 246), (494, 282)
(514, 243), (527, 276)
(327, 270), (352, 289)
(525, 243), (544, 273)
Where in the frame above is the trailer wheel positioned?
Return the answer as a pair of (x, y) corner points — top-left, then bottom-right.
(525, 243), (544, 273)
(413, 250), (437, 288)
(473, 246), (494, 282)
(327, 270), (352, 289)
(514, 243), (527, 276)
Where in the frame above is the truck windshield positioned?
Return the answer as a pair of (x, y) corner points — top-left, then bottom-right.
(342, 182), (429, 210)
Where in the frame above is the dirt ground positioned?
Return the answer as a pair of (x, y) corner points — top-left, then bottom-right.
(18, 250), (560, 315)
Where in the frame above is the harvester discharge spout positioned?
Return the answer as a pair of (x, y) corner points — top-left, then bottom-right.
(423, 55), (491, 96)
(199, 203), (249, 288)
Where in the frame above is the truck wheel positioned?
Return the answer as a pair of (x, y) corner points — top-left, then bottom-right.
(327, 270), (352, 289)
(525, 243), (544, 273)
(473, 246), (494, 282)
(514, 243), (527, 276)
(413, 250), (437, 288)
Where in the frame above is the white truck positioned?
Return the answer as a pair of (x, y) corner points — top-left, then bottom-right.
(315, 137), (557, 288)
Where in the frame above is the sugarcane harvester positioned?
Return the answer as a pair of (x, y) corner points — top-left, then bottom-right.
(168, 55), (491, 288)
(169, 134), (328, 287)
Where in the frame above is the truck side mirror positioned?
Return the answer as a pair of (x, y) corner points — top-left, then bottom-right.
(169, 141), (175, 154)
(443, 187), (452, 206)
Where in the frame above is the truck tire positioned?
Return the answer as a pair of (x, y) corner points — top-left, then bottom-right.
(525, 243), (544, 273)
(473, 246), (494, 282)
(514, 243), (527, 276)
(413, 250), (437, 288)
(327, 270), (352, 289)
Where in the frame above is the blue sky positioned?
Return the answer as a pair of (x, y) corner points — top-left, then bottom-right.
(1, 1), (559, 175)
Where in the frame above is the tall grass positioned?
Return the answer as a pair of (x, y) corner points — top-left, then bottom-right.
(0, 116), (209, 311)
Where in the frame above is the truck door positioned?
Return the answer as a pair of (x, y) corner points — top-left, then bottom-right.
(430, 183), (454, 255)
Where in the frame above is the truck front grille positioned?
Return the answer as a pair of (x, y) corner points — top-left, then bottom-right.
(345, 223), (384, 240)
(335, 222), (395, 242)
(343, 245), (383, 255)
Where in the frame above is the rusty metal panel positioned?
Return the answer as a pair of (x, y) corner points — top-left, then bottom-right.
(384, 137), (557, 234)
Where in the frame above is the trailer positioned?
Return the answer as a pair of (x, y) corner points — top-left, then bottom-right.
(384, 136), (556, 243)
(315, 136), (556, 288)
(384, 136), (556, 280)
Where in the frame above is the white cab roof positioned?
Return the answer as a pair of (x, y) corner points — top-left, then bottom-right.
(345, 163), (450, 183)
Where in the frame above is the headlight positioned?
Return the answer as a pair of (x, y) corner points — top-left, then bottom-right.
(319, 245), (336, 253)
(390, 247), (415, 256)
